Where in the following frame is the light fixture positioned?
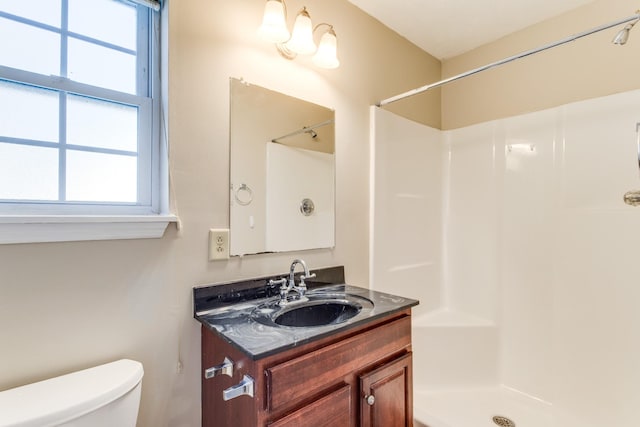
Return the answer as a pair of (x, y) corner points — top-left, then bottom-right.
(258, 1), (340, 69)
(286, 7), (316, 55)
(313, 25), (339, 69)
(258, 0), (290, 43)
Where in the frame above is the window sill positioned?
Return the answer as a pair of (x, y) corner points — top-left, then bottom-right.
(0, 215), (178, 244)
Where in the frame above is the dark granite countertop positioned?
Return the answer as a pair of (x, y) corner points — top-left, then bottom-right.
(193, 266), (419, 360)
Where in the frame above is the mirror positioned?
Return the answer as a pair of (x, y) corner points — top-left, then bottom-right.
(229, 78), (335, 256)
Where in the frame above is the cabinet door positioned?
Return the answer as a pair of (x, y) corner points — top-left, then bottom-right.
(360, 353), (413, 427)
(269, 384), (352, 427)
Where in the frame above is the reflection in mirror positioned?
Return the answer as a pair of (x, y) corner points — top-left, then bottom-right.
(229, 78), (335, 256)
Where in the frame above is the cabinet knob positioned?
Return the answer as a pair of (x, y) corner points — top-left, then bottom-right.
(365, 394), (375, 406)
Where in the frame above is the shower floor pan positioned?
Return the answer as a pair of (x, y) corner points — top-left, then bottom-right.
(413, 386), (552, 427)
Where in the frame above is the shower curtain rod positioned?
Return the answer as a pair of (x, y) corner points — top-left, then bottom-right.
(377, 11), (640, 107)
(271, 119), (334, 143)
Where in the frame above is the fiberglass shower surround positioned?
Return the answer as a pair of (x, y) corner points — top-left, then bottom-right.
(370, 8), (640, 427)
(371, 88), (640, 427)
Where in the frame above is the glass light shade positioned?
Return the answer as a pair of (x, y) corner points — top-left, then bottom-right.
(286, 8), (316, 55)
(312, 28), (339, 69)
(258, 0), (290, 43)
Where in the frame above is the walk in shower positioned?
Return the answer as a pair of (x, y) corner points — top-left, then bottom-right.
(370, 11), (640, 426)
(371, 88), (640, 427)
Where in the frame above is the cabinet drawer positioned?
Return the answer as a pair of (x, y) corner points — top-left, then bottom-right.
(267, 315), (411, 412)
(268, 384), (351, 427)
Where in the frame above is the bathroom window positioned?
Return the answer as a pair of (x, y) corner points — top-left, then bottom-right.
(0, 0), (171, 243)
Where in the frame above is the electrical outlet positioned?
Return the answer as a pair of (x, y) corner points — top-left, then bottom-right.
(209, 228), (229, 261)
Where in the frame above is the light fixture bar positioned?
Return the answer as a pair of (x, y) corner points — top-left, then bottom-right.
(258, 1), (339, 69)
(377, 11), (640, 107)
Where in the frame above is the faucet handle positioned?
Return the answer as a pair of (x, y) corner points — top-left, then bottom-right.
(297, 272), (315, 297)
(268, 278), (288, 289)
(300, 272), (316, 281)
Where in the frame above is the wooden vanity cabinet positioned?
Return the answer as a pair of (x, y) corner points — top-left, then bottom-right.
(201, 309), (414, 427)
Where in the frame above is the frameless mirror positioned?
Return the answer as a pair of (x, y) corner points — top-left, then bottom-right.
(229, 78), (335, 256)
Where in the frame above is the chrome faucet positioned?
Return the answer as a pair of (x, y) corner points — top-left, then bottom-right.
(288, 259), (315, 299)
(269, 259), (316, 306)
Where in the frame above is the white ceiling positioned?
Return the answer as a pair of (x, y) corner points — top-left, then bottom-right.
(347, 0), (597, 59)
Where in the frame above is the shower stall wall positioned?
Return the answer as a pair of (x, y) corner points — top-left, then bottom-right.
(370, 89), (640, 427)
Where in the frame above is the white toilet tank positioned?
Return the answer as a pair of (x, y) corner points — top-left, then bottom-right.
(0, 359), (143, 427)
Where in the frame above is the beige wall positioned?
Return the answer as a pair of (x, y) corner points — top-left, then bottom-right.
(0, 1), (439, 426)
(442, 0), (640, 129)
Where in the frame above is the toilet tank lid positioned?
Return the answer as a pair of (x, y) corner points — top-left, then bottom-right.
(0, 359), (143, 427)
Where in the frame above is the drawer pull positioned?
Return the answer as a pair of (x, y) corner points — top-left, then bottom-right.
(223, 375), (255, 401)
(205, 357), (234, 379)
(365, 394), (375, 406)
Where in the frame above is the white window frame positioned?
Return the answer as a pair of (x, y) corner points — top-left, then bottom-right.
(0, 0), (174, 244)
